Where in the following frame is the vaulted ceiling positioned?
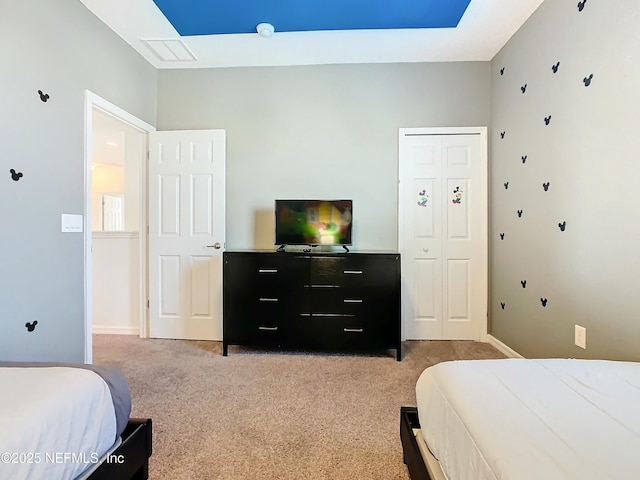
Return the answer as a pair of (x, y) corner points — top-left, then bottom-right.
(79, 0), (545, 69)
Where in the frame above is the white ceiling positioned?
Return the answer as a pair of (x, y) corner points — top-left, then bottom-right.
(79, 0), (545, 69)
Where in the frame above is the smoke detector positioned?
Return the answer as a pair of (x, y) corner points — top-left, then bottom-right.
(256, 23), (275, 38)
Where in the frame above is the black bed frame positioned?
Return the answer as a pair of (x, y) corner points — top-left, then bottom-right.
(88, 418), (152, 480)
(400, 407), (432, 480)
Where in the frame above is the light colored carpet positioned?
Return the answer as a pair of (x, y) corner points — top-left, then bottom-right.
(93, 336), (505, 480)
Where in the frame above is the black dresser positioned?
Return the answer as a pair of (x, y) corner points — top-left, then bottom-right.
(223, 251), (401, 360)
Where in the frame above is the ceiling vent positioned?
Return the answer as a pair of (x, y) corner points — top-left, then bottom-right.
(141, 38), (197, 62)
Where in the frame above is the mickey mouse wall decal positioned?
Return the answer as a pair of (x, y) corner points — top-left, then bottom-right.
(37, 90), (50, 102)
(578, 0), (588, 12)
(544, 116), (552, 125)
(540, 298), (548, 307)
(521, 84), (527, 94)
(517, 210), (523, 218)
(543, 182), (550, 191)
(552, 62), (560, 73)
(522, 155), (528, 164)
(500, 131), (506, 139)
(521, 280), (527, 288)
(10, 169), (24, 181)
(504, 182), (509, 189)
(583, 74), (594, 86)
(25, 321), (38, 332)
(558, 221), (567, 231)
(500, 302), (506, 310)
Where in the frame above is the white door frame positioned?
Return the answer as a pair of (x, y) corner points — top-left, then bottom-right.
(83, 90), (156, 363)
(398, 126), (488, 341)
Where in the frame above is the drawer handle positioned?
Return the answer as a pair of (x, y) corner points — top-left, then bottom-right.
(343, 270), (363, 274)
(258, 326), (278, 331)
(309, 284), (339, 288)
(258, 269), (278, 273)
(259, 297), (278, 302)
(343, 299), (363, 303)
(344, 328), (363, 333)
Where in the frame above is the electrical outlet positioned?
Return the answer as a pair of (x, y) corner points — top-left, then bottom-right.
(575, 325), (587, 349)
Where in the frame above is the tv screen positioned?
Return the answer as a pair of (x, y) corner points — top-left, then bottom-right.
(275, 200), (353, 246)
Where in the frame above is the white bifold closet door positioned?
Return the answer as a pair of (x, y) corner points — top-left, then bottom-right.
(399, 128), (487, 340)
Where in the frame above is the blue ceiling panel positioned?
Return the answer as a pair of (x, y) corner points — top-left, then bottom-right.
(152, 0), (473, 36)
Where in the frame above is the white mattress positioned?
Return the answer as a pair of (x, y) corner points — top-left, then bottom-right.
(415, 358), (640, 480)
(0, 367), (118, 480)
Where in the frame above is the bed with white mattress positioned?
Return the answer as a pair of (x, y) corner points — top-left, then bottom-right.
(0, 363), (152, 480)
(400, 358), (640, 480)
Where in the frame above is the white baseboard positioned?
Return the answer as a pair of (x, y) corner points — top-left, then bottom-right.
(93, 326), (139, 335)
(487, 335), (524, 358)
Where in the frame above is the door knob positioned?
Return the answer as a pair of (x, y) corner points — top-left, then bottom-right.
(206, 242), (222, 249)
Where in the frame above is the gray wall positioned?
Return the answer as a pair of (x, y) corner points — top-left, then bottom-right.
(157, 63), (490, 251)
(0, 0), (157, 361)
(489, 0), (640, 360)
(12, 0), (633, 363)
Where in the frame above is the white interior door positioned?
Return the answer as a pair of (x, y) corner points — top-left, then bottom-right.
(101, 194), (124, 231)
(399, 128), (487, 340)
(148, 130), (226, 340)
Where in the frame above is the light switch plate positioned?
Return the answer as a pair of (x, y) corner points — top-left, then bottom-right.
(61, 214), (83, 233)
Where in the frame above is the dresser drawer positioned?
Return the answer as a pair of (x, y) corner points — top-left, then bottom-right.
(225, 298), (284, 342)
(236, 296), (286, 318)
(308, 256), (374, 285)
(227, 254), (289, 293)
(309, 255), (398, 292)
(303, 287), (365, 315)
(244, 322), (282, 346)
(295, 314), (366, 348)
(309, 256), (345, 284)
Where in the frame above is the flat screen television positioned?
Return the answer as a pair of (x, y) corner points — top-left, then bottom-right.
(275, 199), (353, 247)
